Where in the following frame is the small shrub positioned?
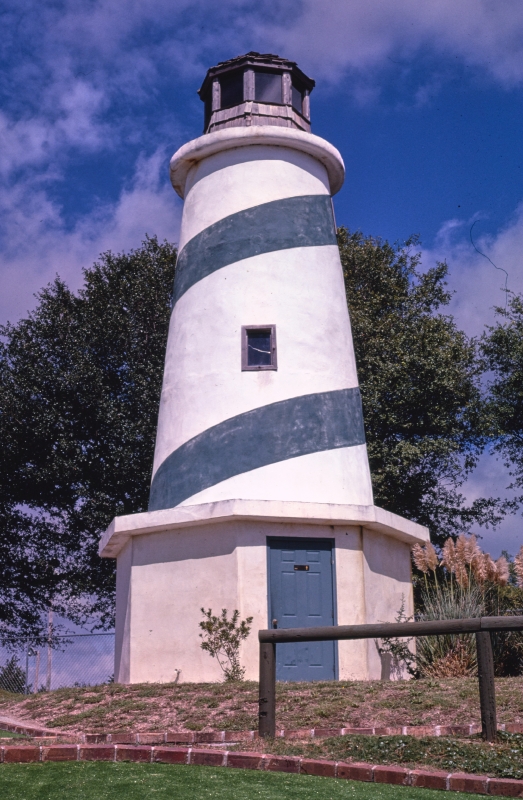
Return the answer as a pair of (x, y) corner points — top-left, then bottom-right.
(199, 608), (253, 681)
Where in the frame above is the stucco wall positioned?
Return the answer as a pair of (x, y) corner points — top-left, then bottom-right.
(149, 132), (374, 512)
(362, 529), (414, 680)
(114, 540), (133, 684)
(114, 521), (414, 684)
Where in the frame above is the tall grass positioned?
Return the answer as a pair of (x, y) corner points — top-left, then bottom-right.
(412, 537), (523, 677)
(416, 584), (484, 677)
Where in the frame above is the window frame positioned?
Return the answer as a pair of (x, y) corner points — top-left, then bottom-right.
(219, 70), (245, 110)
(254, 69), (283, 105)
(241, 325), (278, 371)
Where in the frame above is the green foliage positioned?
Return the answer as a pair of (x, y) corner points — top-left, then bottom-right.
(416, 586), (484, 678)
(199, 608), (253, 681)
(270, 731), (523, 781)
(0, 227), (509, 642)
(0, 656), (26, 693)
(0, 237), (176, 641)
(338, 228), (497, 544)
(413, 539), (523, 676)
(482, 292), (523, 501)
(482, 571), (523, 677)
(375, 596), (417, 678)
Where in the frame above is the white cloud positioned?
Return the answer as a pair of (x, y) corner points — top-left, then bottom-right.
(422, 204), (523, 338)
(259, 0), (523, 88)
(0, 149), (180, 325)
(2, 0), (523, 326)
(460, 450), (521, 558)
(419, 205), (523, 553)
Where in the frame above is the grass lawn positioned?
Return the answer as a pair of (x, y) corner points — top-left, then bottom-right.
(0, 730), (26, 738)
(3, 677), (523, 733)
(0, 762), (488, 800)
(239, 731), (523, 779)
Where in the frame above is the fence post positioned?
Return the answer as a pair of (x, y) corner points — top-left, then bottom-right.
(25, 644), (30, 695)
(259, 642), (276, 738)
(476, 631), (497, 741)
(46, 610), (53, 692)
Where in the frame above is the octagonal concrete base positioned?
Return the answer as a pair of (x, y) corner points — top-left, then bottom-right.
(100, 500), (429, 684)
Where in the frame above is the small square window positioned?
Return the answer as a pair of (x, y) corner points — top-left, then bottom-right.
(255, 71), (282, 104)
(241, 325), (277, 371)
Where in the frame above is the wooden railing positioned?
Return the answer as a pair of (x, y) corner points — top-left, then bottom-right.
(258, 616), (523, 742)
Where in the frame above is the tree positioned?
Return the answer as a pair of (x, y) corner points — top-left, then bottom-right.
(0, 655), (26, 693)
(482, 291), (523, 502)
(0, 237), (176, 643)
(338, 228), (499, 544)
(0, 229), (502, 641)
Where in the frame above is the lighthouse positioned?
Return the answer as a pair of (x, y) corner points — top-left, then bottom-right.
(100, 52), (429, 684)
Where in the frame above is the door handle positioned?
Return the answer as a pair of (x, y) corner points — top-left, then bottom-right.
(272, 619), (278, 629)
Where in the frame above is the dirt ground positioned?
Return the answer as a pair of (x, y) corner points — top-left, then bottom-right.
(2, 677), (523, 734)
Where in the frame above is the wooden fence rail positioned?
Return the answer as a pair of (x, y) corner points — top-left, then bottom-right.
(258, 615), (523, 742)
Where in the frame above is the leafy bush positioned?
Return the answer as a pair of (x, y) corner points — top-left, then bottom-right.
(199, 608), (253, 681)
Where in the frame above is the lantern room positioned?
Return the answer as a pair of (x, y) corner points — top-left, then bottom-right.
(197, 51), (315, 133)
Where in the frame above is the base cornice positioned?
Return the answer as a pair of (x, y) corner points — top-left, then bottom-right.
(99, 499), (429, 558)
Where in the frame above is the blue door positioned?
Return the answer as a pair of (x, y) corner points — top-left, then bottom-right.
(268, 537), (337, 681)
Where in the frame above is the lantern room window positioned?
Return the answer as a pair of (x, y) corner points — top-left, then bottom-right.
(255, 71), (282, 104)
(242, 325), (277, 370)
(291, 83), (303, 113)
(220, 70), (244, 109)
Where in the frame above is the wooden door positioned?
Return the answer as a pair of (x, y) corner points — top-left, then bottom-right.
(268, 537), (336, 681)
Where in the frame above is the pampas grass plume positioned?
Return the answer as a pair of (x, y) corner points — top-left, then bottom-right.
(441, 538), (457, 573)
(495, 555), (510, 586)
(425, 542), (439, 572)
(514, 546), (523, 589)
(412, 543), (429, 573)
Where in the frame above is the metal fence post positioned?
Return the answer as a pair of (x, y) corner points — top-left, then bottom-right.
(476, 631), (497, 741)
(259, 642), (276, 738)
(25, 644), (30, 695)
(46, 610), (53, 692)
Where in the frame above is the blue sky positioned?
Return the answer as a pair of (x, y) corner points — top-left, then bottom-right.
(1, 0), (523, 555)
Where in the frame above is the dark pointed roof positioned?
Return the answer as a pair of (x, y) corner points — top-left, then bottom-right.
(198, 52), (315, 99)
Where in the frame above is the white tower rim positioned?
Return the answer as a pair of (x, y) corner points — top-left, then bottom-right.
(170, 126), (346, 199)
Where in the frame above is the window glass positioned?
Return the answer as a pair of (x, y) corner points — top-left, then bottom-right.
(220, 71), (244, 109)
(255, 71), (282, 104)
(291, 83), (303, 113)
(247, 329), (272, 366)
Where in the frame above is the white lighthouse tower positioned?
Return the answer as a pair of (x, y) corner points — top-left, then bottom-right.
(100, 52), (429, 684)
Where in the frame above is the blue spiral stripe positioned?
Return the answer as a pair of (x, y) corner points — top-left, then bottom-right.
(173, 194), (336, 304)
(149, 388), (365, 511)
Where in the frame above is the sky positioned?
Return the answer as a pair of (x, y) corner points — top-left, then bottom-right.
(1, 0), (523, 557)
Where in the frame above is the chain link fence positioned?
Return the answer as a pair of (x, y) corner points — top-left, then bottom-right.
(0, 634), (115, 694)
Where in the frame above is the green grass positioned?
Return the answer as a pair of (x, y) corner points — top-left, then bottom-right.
(0, 730), (26, 738)
(247, 732), (523, 779)
(0, 763), (488, 800)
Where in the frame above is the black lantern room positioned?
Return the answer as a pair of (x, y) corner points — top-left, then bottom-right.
(198, 52), (315, 134)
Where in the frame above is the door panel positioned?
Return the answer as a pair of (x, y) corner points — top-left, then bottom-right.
(268, 537), (336, 681)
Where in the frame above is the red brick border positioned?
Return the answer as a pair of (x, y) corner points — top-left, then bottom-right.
(4, 720), (523, 744)
(1, 743), (523, 796)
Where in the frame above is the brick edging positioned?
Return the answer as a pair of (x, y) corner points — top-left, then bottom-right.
(5, 721), (523, 744)
(1, 744), (522, 796)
